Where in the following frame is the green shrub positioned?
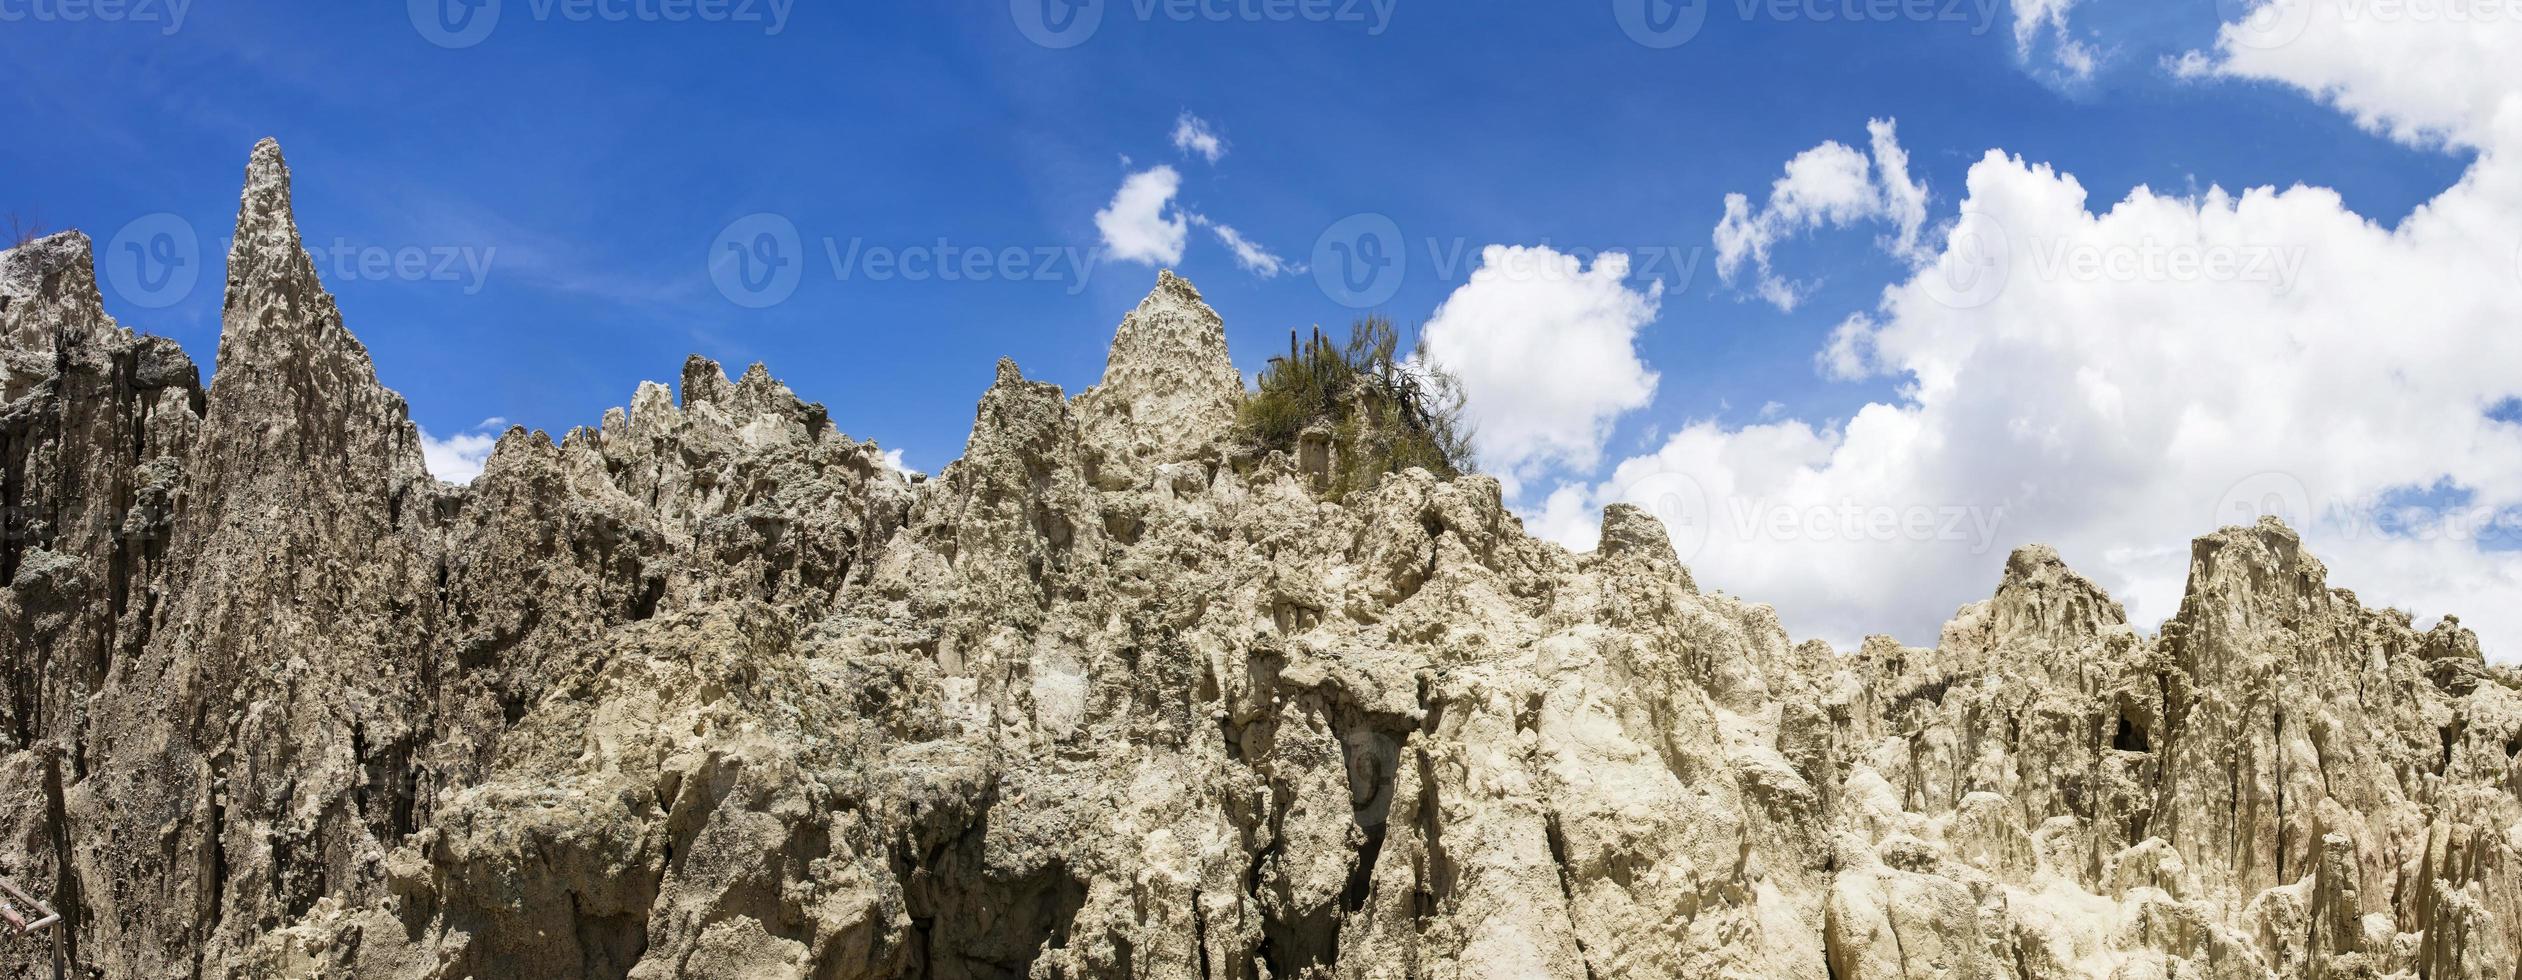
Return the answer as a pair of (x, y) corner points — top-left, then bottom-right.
(1239, 316), (1474, 497)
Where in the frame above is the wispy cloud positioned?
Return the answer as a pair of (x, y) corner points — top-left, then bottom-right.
(1171, 112), (1226, 163)
(1188, 214), (1298, 277)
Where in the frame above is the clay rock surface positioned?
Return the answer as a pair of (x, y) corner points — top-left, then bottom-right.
(0, 142), (2512, 979)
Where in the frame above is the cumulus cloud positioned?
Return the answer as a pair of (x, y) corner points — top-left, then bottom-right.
(421, 418), (508, 484)
(2183, 0), (2520, 149)
(1543, 7), (2522, 658)
(1713, 119), (1931, 310)
(1417, 246), (1663, 485)
(1095, 166), (1189, 266)
(1171, 112), (1226, 163)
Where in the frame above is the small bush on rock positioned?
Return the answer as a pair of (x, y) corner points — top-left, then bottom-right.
(1240, 315), (1474, 497)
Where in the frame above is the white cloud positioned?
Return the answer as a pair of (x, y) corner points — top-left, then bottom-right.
(1092, 116), (1293, 277)
(1417, 246), (1663, 483)
(880, 448), (924, 480)
(2164, 50), (2216, 81)
(1186, 214), (1297, 277)
(1713, 119), (1932, 311)
(421, 418), (508, 484)
(1095, 166), (1189, 266)
(1867, 120), (1929, 259)
(1171, 112), (1226, 163)
(2012, 0), (2101, 84)
(1815, 313), (1876, 381)
(2183, 0), (2522, 149)
(1543, 7), (2522, 659)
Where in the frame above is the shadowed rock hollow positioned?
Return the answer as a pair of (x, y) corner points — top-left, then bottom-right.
(0, 141), (2517, 979)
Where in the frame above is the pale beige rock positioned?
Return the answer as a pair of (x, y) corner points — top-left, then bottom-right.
(1072, 269), (1244, 491)
(0, 142), (2512, 979)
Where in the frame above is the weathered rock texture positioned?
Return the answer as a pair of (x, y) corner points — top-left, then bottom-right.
(0, 142), (2514, 979)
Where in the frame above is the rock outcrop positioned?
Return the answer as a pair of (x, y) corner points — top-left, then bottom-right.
(0, 142), (2514, 979)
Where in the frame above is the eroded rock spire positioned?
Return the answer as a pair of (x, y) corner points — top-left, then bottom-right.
(0, 231), (117, 351)
(1073, 269), (1244, 489)
(196, 138), (428, 493)
(69, 138), (441, 975)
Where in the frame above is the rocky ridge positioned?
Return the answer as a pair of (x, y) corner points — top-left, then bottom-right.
(0, 142), (2512, 979)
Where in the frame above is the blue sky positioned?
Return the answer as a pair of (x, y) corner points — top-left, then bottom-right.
(7, 0), (2515, 652)
(0, 1), (2460, 470)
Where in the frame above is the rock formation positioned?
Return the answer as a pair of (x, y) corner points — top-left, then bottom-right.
(0, 141), (2513, 979)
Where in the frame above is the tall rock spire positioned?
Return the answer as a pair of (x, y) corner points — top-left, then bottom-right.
(196, 138), (429, 505)
(1072, 270), (1244, 489)
(69, 140), (441, 976)
(227, 139), (300, 288)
